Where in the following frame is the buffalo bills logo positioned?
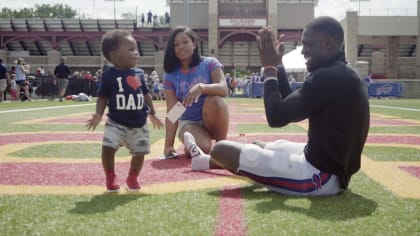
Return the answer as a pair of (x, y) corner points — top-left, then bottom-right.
(312, 173), (322, 191)
(375, 84), (393, 96)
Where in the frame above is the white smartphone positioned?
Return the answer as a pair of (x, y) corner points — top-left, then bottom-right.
(166, 101), (186, 123)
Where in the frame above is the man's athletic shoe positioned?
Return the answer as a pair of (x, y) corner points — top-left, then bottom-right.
(106, 173), (120, 192)
(125, 175), (141, 192)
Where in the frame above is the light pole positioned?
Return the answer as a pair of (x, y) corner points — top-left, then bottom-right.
(184, 0), (189, 26)
(105, 0), (125, 19)
(92, 0), (95, 18)
(349, 0), (370, 16)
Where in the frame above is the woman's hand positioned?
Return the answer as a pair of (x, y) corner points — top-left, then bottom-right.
(183, 83), (202, 107)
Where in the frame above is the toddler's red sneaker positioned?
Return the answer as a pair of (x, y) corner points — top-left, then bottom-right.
(125, 175), (141, 192)
(106, 173), (120, 193)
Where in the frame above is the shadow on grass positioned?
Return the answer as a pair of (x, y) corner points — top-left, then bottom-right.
(209, 185), (378, 221)
(68, 193), (144, 215)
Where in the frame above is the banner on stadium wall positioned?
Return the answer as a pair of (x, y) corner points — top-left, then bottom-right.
(219, 18), (266, 27)
(368, 83), (403, 97)
(246, 82), (403, 98)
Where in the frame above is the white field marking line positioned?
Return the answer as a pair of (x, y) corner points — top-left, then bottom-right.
(2, 104), (417, 113)
(370, 105), (420, 112)
(0, 103), (94, 114)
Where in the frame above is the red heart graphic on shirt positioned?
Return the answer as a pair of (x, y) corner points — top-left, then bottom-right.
(126, 75), (141, 90)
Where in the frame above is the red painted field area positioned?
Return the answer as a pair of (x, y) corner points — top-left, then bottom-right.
(1, 107), (419, 235)
(0, 157), (232, 186)
(0, 132), (419, 186)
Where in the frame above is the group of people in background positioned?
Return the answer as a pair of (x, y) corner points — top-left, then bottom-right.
(140, 10), (170, 27)
(0, 57), (167, 103)
(0, 58), (110, 102)
(0, 58), (296, 102)
(0, 57), (72, 102)
(0, 57), (32, 102)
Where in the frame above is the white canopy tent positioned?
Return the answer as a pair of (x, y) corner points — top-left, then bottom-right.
(282, 46), (307, 72)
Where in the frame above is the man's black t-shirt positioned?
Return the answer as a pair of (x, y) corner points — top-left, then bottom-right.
(263, 53), (370, 189)
(0, 63), (7, 79)
(54, 63), (71, 79)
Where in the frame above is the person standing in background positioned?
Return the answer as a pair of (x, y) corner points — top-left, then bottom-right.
(363, 73), (373, 97)
(54, 57), (72, 102)
(165, 11), (170, 24)
(9, 74), (17, 102)
(140, 13), (145, 27)
(15, 58), (31, 102)
(225, 73), (233, 96)
(147, 10), (153, 26)
(0, 58), (9, 102)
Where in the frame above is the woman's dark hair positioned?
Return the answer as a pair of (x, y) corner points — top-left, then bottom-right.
(306, 16), (344, 45)
(163, 26), (201, 73)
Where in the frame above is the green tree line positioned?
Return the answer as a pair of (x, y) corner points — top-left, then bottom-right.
(0, 4), (77, 18)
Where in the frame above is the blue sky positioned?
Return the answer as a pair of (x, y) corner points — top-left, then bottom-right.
(0, 0), (416, 20)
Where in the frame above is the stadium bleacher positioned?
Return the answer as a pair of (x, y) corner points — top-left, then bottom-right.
(0, 18), (167, 57)
(1, 18), (415, 59)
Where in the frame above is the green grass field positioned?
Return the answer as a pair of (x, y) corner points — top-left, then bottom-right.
(0, 97), (419, 236)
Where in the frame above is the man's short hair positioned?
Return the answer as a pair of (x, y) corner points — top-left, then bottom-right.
(306, 16), (344, 44)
